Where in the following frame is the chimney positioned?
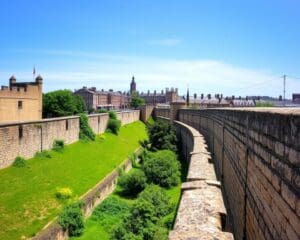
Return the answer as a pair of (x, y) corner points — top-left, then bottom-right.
(201, 93), (204, 99)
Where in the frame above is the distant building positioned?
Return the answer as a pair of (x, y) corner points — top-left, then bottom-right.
(292, 93), (300, 103)
(0, 75), (43, 123)
(139, 87), (180, 105)
(74, 87), (130, 110)
(130, 76), (136, 94)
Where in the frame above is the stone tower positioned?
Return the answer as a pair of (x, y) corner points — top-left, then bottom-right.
(130, 76), (136, 94)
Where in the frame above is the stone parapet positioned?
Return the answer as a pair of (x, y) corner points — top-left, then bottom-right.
(157, 116), (234, 240)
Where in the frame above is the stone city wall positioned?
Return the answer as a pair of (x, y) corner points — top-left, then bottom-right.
(0, 110), (140, 169)
(157, 116), (233, 240)
(154, 107), (171, 119)
(176, 108), (300, 240)
(139, 105), (154, 122)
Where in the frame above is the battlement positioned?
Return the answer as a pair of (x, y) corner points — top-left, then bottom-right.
(0, 75), (43, 123)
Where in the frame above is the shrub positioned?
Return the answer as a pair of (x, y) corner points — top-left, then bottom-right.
(112, 199), (158, 240)
(79, 113), (95, 141)
(117, 166), (125, 177)
(142, 150), (180, 188)
(138, 184), (172, 217)
(35, 150), (51, 159)
(53, 139), (65, 152)
(129, 152), (139, 168)
(109, 111), (117, 120)
(12, 156), (26, 167)
(58, 201), (85, 237)
(107, 119), (121, 134)
(96, 109), (108, 113)
(118, 170), (147, 197)
(56, 187), (73, 200)
(147, 120), (177, 152)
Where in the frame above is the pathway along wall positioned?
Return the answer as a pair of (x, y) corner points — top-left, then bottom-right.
(174, 108), (300, 240)
(156, 117), (234, 239)
(0, 110), (140, 169)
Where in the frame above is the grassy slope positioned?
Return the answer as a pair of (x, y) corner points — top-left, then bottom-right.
(0, 121), (147, 240)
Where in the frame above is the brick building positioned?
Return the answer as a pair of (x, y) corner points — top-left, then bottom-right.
(74, 87), (130, 110)
(0, 75), (43, 123)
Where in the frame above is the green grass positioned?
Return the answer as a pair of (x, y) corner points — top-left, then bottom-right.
(147, 116), (155, 125)
(0, 121), (147, 240)
(72, 156), (187, 240)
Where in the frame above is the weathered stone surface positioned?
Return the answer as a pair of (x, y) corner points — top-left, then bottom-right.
(157, 107), (300, 240)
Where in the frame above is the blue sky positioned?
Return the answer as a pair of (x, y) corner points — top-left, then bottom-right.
(0, 0), (299, 97)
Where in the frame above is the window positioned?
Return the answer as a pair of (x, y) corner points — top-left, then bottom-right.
(18, 101), (23, 109)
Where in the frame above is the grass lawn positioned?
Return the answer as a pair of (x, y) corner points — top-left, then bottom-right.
(0, 121), (147, 240)
(72, 157), (188, 240)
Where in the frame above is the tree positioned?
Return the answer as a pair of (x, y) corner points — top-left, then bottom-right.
(142, 150), (181, 188)
(147, 120), (177, 152)
(43, 90), (86, 118)
(130, 92), (145, 109)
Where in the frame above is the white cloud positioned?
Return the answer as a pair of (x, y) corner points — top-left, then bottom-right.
(147, 38), (182, 46)
(0, 50), (299, 98)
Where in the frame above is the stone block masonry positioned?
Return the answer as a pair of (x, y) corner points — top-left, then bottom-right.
(172, 108), (300, 240)
(157, 116), (234, 239)
(0, 110), (140, 169)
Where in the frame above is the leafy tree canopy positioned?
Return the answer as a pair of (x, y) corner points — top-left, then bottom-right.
(130, 92), (145, 109)
(43, 90), (86, 117)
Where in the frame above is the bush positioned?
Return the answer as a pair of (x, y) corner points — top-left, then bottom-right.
(107, 119), (121, 134)
(35, 150), (51, 159)
(109, 111), (117, 120)
(129, 152), (139, 168)
(118, 170), (147, 197)
(53, 139), (65, 152)
(112, 199), (158, 240)
(58, 201), (85, 237)
(56, 187), (73, 200)
(147, 120), (177, 152)
(12, 156), (26, 167)
(96, 109), (108, 113)
(142, 150), (180, 188)
(79, 114), (95, 141)
(138, 184), (172, 217)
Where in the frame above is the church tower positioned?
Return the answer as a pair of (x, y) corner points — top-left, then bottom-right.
(130, 75), (136, 94)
